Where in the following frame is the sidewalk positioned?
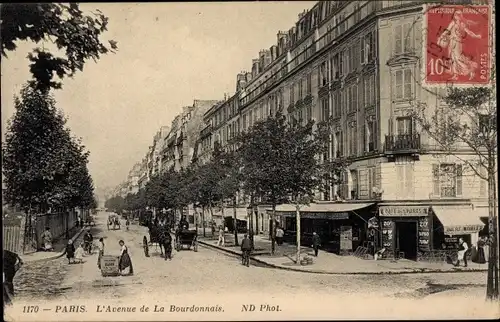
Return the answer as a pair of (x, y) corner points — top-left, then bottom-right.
(22, 226), (87, 263)
(197, 230), (489, 275)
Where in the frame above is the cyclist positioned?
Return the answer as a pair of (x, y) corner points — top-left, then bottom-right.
(240, 234), (252, 267)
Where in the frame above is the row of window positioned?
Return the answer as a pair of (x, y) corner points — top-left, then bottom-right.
(320, 161), (486, 202)
(240, 1), (380, 108)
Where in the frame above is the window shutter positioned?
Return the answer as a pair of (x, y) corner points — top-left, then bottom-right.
(432, 164), (440, 196)
(456, 164), (463, 196)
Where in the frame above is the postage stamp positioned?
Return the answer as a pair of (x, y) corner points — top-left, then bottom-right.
(422, 4), (492, 86)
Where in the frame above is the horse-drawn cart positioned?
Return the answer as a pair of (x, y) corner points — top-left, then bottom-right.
(107, 214), (121, 230)
(143, 224), (172, 259)
(175, 229), (198, 252)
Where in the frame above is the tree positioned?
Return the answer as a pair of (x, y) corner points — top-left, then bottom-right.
(3, 85), (75, 213)
(236, 112), (295, 254)
(105, 195), (125, 213)
(214, 146), (243, 246)
(412, 85), (498, 300)
(284, 116), (332, 263)
(1, 3), (117, 92)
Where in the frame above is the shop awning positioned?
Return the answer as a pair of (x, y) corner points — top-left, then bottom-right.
(268, 203), (374, 220)
(212, 208), (248, 220)
(432, 206), (485, 235)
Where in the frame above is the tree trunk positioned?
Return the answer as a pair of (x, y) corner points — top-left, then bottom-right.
(209, 201), (215, 237)
(295, 202), (301, 264)
(65, 208), (70, 239)
(486, 165), (499, 300)
(202, 205), (206, 237)
(233, 196), (239, 246)
(249, 195), (254, 249)
(271, 203), (276, 255)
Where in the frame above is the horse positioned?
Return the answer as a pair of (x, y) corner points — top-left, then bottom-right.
(147, 220), (172, 260)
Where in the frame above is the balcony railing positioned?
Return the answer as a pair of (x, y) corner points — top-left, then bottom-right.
(384, 134), (421, 154)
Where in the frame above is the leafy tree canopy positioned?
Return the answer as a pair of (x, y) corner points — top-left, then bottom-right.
(1, 3), (117, 91)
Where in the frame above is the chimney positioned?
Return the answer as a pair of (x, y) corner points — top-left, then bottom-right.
(252, 58), (260, 77)
(270, 45), (278, 61)
(245, 72), (252, 83)
(264, 49), (272, 67)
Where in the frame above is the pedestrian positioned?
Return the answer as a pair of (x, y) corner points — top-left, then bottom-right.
(472, 237), (486, 264)
(3, 250), (23, 306)
(455, 237), (469, 267)
(83, 229), (93, 254)
(276, 227), (284, 246)
(241, 234), (252, 267)
(126, 217), (130, 231)
(41, 227), (53, 251)
(211, 221), (216, 238)
(97, 238), (105, 269)
(66, 240), (75, 264)
(217, 226), (225, 247)
(311, 232), (321, 257)
(118, 240), (134, 275)
(74, 243), (84, 264)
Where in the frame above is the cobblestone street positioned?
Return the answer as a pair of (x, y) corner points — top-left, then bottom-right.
(13, 213), (490, 302)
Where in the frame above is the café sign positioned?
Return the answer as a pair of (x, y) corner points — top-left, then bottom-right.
(379, 206), (429, 217)
(445, 225), (484, 235)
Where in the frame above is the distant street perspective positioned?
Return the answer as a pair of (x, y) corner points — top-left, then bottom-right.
(10, 213), (491, 301)
(2, 1), (498, 321)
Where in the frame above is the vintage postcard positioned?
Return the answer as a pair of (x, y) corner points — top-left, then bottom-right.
(2, 1), (499, 321)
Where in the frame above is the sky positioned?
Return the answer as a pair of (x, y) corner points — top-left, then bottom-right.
(1, 2), (314, 195)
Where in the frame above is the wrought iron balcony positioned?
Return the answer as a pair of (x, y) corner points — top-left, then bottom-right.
(384, 134), (421, 154)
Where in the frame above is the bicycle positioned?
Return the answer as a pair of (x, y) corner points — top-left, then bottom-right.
(241, 250), (250, 267)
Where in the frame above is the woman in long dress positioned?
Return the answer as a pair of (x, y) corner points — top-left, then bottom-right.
(437, 10), (482, 81)
(472, 236), (487, 264)
(66, 240), (75, 264)
(41, 227), (53, 251)
(97, 238), (105, 269)
(118, 240), (134, 275)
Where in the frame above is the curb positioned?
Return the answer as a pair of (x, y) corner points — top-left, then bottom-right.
(27, 228), (87, 264)
(198, 240), (488, 276)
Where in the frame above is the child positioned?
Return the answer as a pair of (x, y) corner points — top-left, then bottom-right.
(74, 243), (85, 264)
(66, 240), (75, 264)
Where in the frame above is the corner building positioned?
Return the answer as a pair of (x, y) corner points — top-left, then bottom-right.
(203, 1), (493, 260)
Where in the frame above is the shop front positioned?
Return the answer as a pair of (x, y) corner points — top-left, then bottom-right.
(271, 203), (375, 255)
(378, 205), (431, 261)
(431, 206), (485, 251)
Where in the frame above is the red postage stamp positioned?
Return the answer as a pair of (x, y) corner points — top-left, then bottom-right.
(424, 5), (491, 86)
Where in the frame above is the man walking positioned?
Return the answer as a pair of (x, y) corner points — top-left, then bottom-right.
(455, 237), (469, 267)
(241, 234), (252, 267)
(311, 232), (321, 257)
(3, 250), (23, 306)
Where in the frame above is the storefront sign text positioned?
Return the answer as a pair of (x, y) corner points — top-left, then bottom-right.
(444, 225), (484, 234)
(379, 206), (429, 217)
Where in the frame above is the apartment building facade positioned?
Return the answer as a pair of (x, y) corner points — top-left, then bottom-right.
(200, 0), (493, 259)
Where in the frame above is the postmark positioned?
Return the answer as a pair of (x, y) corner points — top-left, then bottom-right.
(421, 4), (492, 87)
